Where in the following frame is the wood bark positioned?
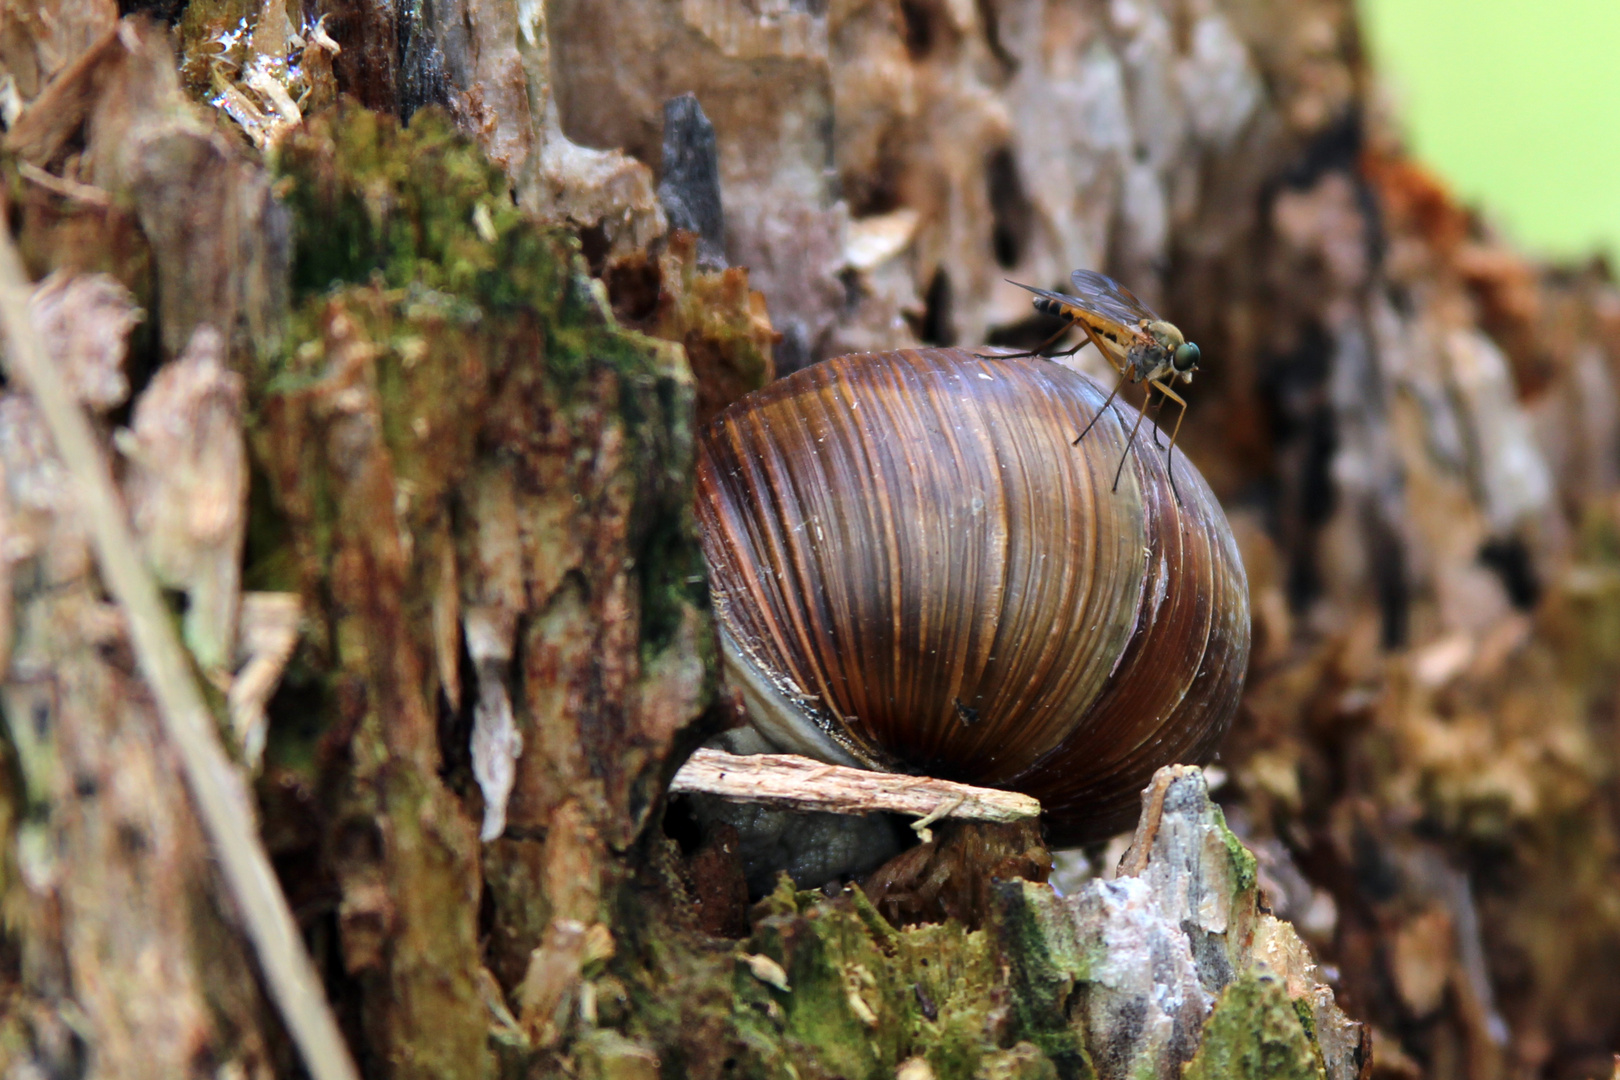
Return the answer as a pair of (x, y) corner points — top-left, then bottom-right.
(0, 1), (1615, 1079)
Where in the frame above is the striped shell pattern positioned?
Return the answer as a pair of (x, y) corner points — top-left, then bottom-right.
(695, 347), (1249, 844)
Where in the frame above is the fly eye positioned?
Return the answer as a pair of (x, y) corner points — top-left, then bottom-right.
(1173, 342), (1200, 373)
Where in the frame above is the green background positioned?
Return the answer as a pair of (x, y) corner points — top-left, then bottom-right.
(1359, 0), (1620, 263)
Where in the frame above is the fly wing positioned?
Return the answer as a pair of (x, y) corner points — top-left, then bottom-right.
(1008, 280), (1092, 312)
(1068, 269), (1160, 326)
(1008, 277), (1150, 357)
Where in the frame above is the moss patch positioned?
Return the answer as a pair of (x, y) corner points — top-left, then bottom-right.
(271, 102), (648, 387)
(1182, 971), (1327, 1080)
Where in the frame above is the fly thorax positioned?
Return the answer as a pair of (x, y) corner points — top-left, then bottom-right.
(1127, 341), (1170, 380)
(1147, 320), (1185, 347)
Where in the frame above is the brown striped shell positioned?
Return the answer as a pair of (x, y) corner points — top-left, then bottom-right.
(694, 347), (1249, 845)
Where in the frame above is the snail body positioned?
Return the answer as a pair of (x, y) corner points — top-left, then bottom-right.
(695, 347), (1249, 845)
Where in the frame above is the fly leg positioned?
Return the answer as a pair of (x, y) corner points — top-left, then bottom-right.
(1111, 387), (1153, 493)
(974, 318), (1077, 360)
(1147, 388), (1169, 448)
(1148, 377), (1189, 506)
(1073, 366), (1127, 446)
(1071, 324), (1132, 445)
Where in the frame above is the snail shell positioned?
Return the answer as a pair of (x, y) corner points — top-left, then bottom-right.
(695, 347), (1249, 845)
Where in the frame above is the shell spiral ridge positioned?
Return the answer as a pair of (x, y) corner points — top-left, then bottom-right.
(695, 347), (1249, 845)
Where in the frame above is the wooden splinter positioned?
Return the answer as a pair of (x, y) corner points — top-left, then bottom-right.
(670, 747), (1042, 839)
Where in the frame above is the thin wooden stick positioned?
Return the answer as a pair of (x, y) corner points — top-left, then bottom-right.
(0, 230), (361, 1080)
(671, 747), (1041, 823)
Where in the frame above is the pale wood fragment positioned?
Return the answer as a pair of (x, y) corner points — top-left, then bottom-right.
(669, 747), (1041, 825)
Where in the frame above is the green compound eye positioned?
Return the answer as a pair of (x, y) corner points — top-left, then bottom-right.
(1173, 342), (1200, 373)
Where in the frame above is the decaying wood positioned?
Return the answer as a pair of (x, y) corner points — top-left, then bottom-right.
(0, 0), (1618, 1077)
(1060, 765), (1364, 1080)
(671, 746), (1042, 834)
(0, 207), (358, 1080)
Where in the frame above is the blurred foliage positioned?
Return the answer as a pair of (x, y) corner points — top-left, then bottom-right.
(1361, 0), (1620, 264)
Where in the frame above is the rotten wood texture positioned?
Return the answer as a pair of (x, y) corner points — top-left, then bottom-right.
(0, 21), (314, 1078)
(257, 103), (730, 1075)
(0, 213), (357, 1080)
(1, 0), (1619, 1078)
(0, 0), (117, 112)
(6, 19), (287, 366)
(1017, 765), (1366, 1080)
(670, 747), (1043, 829)
(474, 2), (1620, 1074)
(0, 271), (282, 1076)
(862, 817), (1052, 929)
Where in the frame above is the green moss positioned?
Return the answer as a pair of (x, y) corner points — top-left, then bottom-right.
(1292, 997), (1318, 1043)
(990, 881), (1094, 1079)
(1209, 800), (1259, 900)
(270, 103), (644, 388)
(728, 886), (1003, 1080)
(258, 98), (711, 691)
(892, 920), (998, 1080)
(752, 875), (802, 920)
(275, 106), (524, 298)
(262, 104), (717, 721)
(1181, 972), (1326, 1080)
(743, 896), (899, 1077)
(975, 1044), (1061, 1080)
(625, 338), (709, 665)
(609, 871), (1070, 1080)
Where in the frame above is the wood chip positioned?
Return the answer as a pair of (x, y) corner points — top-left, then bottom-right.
(670, 747), (1040, 823)
(741, 953), (790, 991)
